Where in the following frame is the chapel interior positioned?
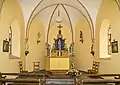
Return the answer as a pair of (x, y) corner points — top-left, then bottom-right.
(0, 0), (120, 85)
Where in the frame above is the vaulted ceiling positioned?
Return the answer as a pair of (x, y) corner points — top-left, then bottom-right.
(18, 0), (104, 40)
(18, 0), (103, 28)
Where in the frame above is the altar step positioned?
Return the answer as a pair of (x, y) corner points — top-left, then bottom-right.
(50, 70), (68, 76)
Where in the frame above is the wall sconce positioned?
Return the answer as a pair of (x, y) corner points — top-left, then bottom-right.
(37, 32), (41, 44)
(25, 38), (29, 56)
(80, 30), (83, 43)
(90, 44), (95, 56)
(25, 50), (29, 56)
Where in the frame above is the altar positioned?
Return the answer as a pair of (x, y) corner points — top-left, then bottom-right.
(45, 24), (74, 71)
(46, 56), (70, 70)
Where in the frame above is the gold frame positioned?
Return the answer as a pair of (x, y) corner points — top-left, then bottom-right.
(3, 39), (9, 52)
(112, 40), (118, 53)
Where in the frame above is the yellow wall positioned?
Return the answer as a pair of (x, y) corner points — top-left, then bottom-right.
(26, 16), (45, 72)
(75, 17), (93, 71)
(0, 0), (25, 72)
(95, 0), (120, 73)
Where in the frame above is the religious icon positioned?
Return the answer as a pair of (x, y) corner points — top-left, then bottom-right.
(112, 40), (118, 53)
(3, 39), (9, 52)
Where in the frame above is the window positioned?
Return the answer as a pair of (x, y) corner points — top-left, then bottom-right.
(9, 19), (20, 58)
(99, 19), (111, 59)
(9, 26), (12, 55)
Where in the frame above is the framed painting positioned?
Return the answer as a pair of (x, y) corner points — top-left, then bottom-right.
(3, 39), (9, 52)
(112, 40), (118, 53)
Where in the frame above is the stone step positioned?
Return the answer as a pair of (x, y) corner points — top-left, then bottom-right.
(50, 70), (68, 75)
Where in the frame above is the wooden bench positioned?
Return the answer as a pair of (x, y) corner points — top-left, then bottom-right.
(88, 61), (100, 74)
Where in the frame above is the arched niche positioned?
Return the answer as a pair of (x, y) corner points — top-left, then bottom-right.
(99, 19), (111, 58)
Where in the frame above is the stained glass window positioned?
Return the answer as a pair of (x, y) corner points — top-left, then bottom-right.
(108, 25), (111, 55)
(9, 26), (12, 55)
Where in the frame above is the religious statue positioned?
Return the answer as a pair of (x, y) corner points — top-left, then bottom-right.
(46, 43), (51, 56)
(69, 43), (74, 56)
(64, 43), (68, 51)
(58, 39), (62, 50)
(50, 24), (69, 56)
(53, 24), (66, 50)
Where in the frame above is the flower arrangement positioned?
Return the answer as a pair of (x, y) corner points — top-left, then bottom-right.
(66, 68), (81, 76)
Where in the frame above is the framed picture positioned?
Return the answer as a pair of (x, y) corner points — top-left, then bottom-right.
(112, 40), (118, 53)
(3, 39), (9, 52)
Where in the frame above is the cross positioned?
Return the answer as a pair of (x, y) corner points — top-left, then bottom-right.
(57, 24), (63, 34)
(57, 24), (63, 29)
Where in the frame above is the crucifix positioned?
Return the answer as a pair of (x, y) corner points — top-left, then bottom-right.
(57, 24), (63, 34)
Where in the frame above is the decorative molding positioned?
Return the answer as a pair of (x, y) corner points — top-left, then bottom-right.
(115, 0), (120, 11)
(0, 0), (5, 16)
(46, 4), (59, 43)
(62, 5), (74, 43)
(26, 0), (44, 38)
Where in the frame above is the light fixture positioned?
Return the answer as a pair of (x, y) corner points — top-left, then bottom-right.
(90, 39), (95, 56)
(25, 38), (29, 56)
(90, 44), (95, 56)
(56, 9), (62, 23)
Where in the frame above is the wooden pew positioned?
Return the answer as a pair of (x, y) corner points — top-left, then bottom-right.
(80, 73), (120, 79)
(1, 77), (120, 85)
(2, 72), (120, 85)
(0, 72), (46, 85)
(0, 78), (40, 85)
(81, 79), (120, 84)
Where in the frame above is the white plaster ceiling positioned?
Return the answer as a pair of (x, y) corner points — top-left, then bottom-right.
(35, 4), (84, 40)
(18, 0), (103, 29)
